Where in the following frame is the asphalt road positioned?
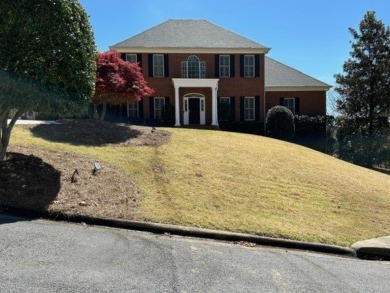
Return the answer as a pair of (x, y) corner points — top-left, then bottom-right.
(0, 214), (389, 292)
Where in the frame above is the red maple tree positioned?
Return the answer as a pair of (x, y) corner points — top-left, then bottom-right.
(93, 50), (154, 120)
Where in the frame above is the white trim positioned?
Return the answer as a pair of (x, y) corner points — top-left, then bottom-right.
(172, 79), (219, 127)
(244, 55), (255, 77)
(153, 54), (164, 77)
(110, 47), (271, 54)
(266, 86), (331, 92)
(244, 96), (255, 121)
(219, 55), (230, 77)
(172, 78), (219, 88)
(183, 93), (206, 125)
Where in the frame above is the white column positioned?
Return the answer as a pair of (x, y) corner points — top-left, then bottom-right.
(174, 86), (181, 126)
(211, 86), (218, 126)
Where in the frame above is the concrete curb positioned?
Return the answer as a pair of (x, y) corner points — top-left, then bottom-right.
(1, 205), (356, 257)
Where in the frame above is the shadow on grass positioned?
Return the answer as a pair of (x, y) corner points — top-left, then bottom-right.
(30, 119), (142, 146)
(0, 152), (61, 223)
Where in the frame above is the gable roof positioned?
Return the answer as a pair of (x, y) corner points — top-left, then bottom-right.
(110, 19), (270, 54)
(265, 57), (331, 91)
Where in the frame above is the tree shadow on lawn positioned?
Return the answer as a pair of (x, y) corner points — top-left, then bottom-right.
(0, 152), (61, 223)
(30, 119), (142, 146)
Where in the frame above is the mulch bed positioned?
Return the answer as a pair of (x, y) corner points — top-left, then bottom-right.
(0, 120), (173, 219)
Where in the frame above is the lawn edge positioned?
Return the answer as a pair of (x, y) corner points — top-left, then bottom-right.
(1, 204), (356, 257)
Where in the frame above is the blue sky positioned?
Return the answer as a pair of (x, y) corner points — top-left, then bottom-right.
(79, 0), (389, 88)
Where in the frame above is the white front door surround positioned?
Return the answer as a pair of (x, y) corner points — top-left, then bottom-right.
(183, 94), (206, 125)
(172, 78), (219, 127)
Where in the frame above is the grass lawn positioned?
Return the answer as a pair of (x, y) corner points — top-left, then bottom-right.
(5, 121), (390, 246)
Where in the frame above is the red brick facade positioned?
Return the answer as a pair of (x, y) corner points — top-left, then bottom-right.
(265, 91), (326, 116)
(123, 52), (326, 124)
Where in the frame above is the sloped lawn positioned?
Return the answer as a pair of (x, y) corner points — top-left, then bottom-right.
(3, 120), (389, 246)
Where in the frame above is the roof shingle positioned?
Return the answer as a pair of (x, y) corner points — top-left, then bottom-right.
(265, 57), (331, 89)
(111, 19), (269, 50)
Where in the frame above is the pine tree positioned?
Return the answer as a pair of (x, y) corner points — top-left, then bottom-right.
(334, 11), (390, 167)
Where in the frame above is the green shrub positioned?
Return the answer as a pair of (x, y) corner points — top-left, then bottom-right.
(293, 115), (327, 151)
(265, 106), (295, 139)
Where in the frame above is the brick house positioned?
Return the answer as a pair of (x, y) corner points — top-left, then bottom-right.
(110, 19), (330, 127)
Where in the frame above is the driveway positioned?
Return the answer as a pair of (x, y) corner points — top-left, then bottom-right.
(1, 214), (389, 292)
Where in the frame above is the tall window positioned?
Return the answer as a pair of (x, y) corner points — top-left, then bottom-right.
(284, 98), (295, 114)
(244, 97), (255, 121)
(153, 54), (164, 77)
(154, 97), (165, 120)
(219, 55), (230, 77)
(126, 54), (137, 63)
(128, 101), (138, 117)
(244, 55), (255, 77)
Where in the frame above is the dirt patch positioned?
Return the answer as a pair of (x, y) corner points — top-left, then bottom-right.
(27, 119), (171, 147)
(0, 145), (142, 220)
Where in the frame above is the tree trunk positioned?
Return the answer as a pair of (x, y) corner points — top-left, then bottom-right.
(100, 102), (107, 121)
(93, 103), (100, 120)
(0, 130), (10, 161)
(0, 108), (26, 161)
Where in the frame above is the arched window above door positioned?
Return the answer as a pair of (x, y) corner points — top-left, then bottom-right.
(181, 55), (206, 78)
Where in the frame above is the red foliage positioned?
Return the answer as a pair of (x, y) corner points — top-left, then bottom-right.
(94, 50), (154, 105)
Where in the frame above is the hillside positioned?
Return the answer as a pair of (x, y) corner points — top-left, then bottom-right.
(4, 121), (390, 246)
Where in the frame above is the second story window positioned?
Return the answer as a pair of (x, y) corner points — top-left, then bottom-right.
(153, 54), (164, 77)
(219, 55), (230, 77)
(181, 55), (206, 78)
(244, 55), (255, 77)
(126, 54), (137, 63)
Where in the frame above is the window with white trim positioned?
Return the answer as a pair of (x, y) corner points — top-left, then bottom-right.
(244, 97), (255, 121)
(126, 54), (137, 63)
(153, 54), (164, 77)
(128, 101), (138, 117)
(154, 97), (165, 120)
(244, 55), (255, 77)
(284, 98), (295, 114)
(219, 55), (230, 77)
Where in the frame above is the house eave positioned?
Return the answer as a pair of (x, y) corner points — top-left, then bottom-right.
(109, 46), (271, 54)
(265, 86), (332, 92)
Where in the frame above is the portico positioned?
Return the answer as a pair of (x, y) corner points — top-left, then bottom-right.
(172, 78), (219, 127)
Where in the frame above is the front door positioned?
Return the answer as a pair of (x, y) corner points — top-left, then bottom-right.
(189, 98), (200, 124)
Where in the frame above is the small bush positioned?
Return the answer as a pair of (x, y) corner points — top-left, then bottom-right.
(265, 106), (295, 139)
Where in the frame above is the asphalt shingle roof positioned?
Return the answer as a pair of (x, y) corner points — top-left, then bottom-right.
(111, 19), (269, 50)
(265, 57), (330, 88)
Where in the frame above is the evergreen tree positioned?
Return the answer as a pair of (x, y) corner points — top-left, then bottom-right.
(334, 11), (390, 167)
(0, 0), (96, 161)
